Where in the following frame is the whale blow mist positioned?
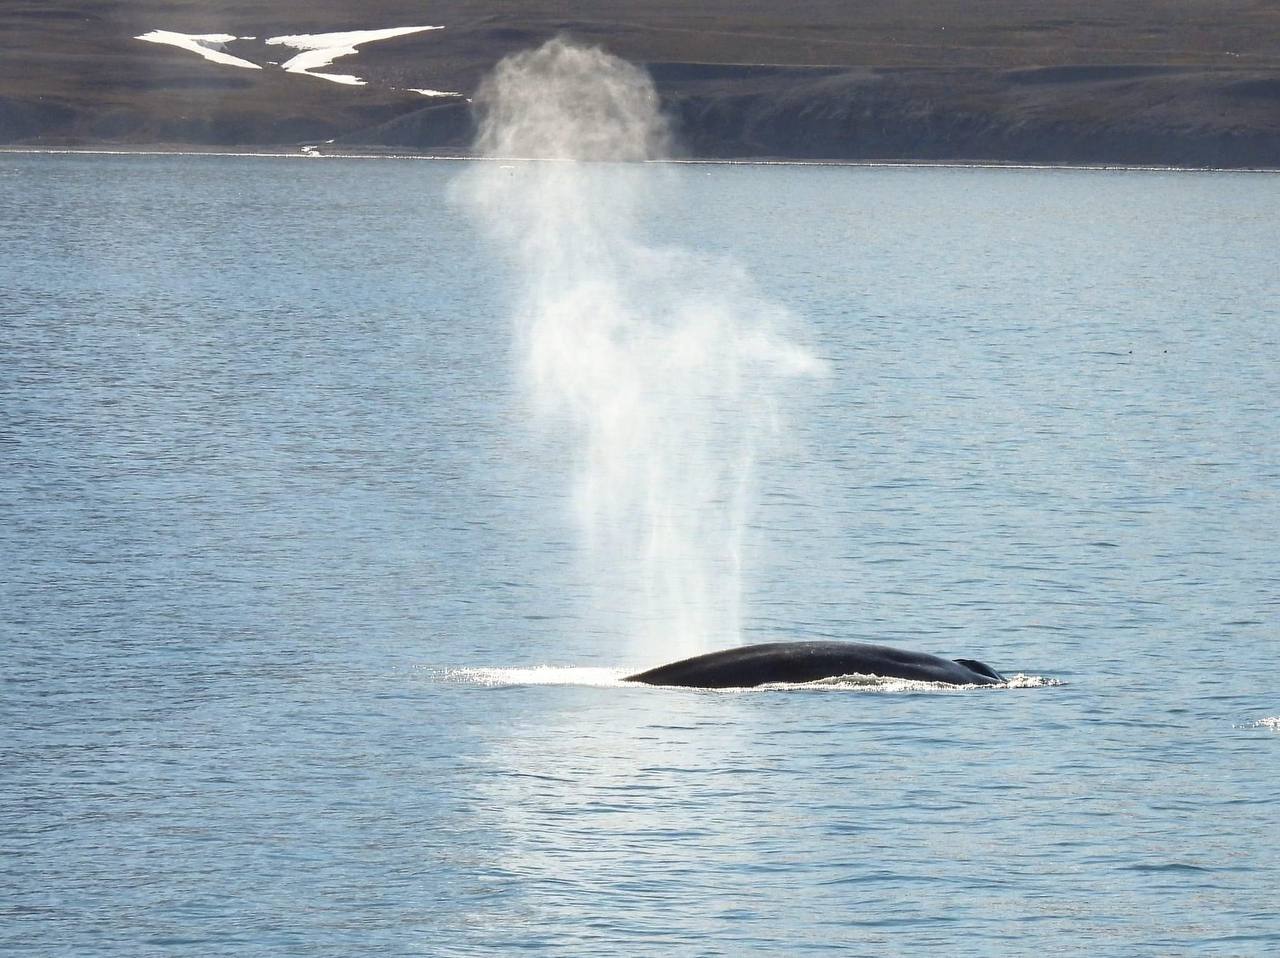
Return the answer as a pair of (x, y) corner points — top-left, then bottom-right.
(458, 39), (820, 659)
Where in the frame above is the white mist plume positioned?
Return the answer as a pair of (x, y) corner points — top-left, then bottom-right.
(457, 38), (820, 659)
(472, 39), (669, 162)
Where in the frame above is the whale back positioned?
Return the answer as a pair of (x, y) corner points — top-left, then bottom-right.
(626, 640), (1006, 688)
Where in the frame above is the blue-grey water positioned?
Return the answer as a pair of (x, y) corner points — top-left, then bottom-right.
(2, 153), (1278, 956)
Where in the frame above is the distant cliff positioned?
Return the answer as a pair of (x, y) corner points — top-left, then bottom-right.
(330, 64), (1280, 168)
(655, 65), (1280, 168)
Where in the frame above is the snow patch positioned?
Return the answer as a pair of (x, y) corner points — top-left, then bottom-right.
(409, 88), (462, 97)
(265, 26), (443, 86)
(135, 30), (262, 70)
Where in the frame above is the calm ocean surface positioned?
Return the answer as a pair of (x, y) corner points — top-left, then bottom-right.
(2, 153), (1278, 956)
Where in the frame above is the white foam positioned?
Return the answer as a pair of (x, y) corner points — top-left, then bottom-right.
(409, 88), (462, 97)
(265, 26), (443, 85)
(759, 673), (1062, 692)
(442, 666), (632, 688)
(1254, 716), (1280, 731)
(1000, 673), (1065, 689)
(135, 30), (261, 70)
(765, 674), (971, 693)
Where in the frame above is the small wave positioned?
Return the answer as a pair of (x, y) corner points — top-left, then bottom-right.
(1249, 716), (1280, 731)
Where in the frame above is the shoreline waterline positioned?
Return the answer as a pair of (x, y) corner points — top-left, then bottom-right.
(3, 144), (1277, 174)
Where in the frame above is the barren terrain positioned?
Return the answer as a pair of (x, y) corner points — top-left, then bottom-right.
(3, 1), (1279, 165)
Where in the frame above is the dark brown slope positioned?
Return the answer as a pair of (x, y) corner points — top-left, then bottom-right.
(3, 1), (1279, 166)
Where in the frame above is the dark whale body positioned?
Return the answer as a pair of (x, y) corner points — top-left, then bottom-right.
(625, 640), (1006, 688)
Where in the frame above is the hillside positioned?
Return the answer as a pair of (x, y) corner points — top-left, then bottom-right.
(3, 0), (1279, 166)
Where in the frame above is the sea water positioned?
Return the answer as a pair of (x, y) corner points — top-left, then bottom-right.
(2, 153), (1278, 956)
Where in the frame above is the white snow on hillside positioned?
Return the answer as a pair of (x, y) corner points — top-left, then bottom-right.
(135, 30), (262, 70)
(265, 27), (444, 85)
(409, 88), (461, 97)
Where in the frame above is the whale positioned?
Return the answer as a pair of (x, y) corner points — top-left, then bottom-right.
(624, 640), (1006, 688)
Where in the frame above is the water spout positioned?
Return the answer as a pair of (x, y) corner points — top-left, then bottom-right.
(455, 38), (821, 659)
